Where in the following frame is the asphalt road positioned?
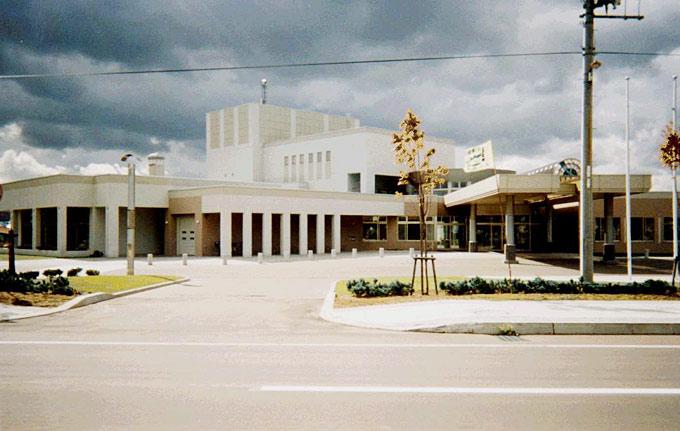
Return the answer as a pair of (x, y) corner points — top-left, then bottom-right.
(2, 255), (680, 430)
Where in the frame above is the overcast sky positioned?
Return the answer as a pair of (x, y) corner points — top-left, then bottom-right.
(0, 1), (679, 188)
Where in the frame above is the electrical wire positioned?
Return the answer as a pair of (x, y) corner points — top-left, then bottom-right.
(0, 51), (582, 80)
(0, 50), (677, 80)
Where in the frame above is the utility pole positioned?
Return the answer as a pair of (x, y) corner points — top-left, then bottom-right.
(579, 0), (642, 282)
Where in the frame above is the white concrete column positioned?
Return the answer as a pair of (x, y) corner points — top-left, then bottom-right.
(31, 208), (38, 250)
(14, 210), (22, 246)
(9, 210), (16, 232)
(546, 204), (553, 244)
(299, 213), (308, 255)
(604, 195), (615, 244)
(57, 206), (67, 254)
(316, 213), (325, 255)
(332, 214), (341, 253)
(504, 197), (517, 264)
(105, 206), (119, 257)
(281, 213), (291, 258)
(242, 211), (252, 258)
(263, 211), (272, 257)
(88, 207), (96, 253)
(220, 211), (232, 257)
(505, 196), (515, 247)
(468, 204), (477, 252)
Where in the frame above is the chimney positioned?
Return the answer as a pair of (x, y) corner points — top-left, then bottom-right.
(148, 153), (165, 176)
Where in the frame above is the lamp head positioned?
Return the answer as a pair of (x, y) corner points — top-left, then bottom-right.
(121, 153), (134, 162)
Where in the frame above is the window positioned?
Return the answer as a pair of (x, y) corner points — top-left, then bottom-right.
(398, 216), (434, 241)
(283, 156), (289, 183)
(663, 217), (678, 241)
(291, 155), (297, 182)
(631, 217), (655, 241)
(316, 152), (322, 179)
(363, 216), (387, 241)
(595, 217), (621, 241)
(298, 153), (305, 181)
(325, 150), (331, 179)
(308, 153), (314, 179)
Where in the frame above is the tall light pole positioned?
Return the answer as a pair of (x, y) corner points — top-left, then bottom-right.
(260, 78), (267, 104)
(121, 153), (136, 276)
(624, 77), (632, 280)
(673, 75), (678, 263)
(579, 0), (642, 282)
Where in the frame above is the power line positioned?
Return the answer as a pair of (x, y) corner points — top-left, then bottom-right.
(0, 50), (676, 80)
(0, 51), (582, 80)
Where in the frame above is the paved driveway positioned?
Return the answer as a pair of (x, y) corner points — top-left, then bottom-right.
(2, 252), (680, 430)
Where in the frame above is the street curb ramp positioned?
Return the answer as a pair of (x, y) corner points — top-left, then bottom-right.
(0, 277), (189, 322)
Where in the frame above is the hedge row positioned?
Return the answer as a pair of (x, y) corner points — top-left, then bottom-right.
(439, 277), (675, 296)
(346, 279), (414, 297)
(0, 269), (78, 296)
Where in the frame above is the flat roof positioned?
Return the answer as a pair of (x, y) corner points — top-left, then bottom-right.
(444, 174), (652, 207)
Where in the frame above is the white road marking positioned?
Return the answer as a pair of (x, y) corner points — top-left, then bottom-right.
(0, 340), (680, 349)
(259, 385), (680, 395)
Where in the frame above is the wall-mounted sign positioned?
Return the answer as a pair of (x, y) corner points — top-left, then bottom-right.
(464, 141), (495, 172)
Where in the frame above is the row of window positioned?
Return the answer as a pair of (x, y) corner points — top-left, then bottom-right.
(283, 151), (331, 182)
(362, 216), (468, 242)
(594, 217), (677, 242)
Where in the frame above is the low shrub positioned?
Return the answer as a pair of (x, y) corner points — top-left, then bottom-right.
(42, 268), (63, 278)
(439, 277), (676, 296)
(66, 267), (83, 277)
(0, 269), (77, 296)
(346, 279), (414, 297)
(86, 269), (100, 276)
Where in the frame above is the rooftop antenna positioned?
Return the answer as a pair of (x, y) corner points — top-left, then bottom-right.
(260, 78), (267, 104)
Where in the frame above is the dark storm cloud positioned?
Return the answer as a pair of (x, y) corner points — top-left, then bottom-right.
(0, 0), (678, 165)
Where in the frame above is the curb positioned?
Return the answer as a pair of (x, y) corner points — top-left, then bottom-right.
(319, 282), (680, 335)
(0, 277), (189, 322)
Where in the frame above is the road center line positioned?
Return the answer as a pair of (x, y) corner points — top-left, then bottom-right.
(1, 340), (680, 349)
(259, 385), (680, 395)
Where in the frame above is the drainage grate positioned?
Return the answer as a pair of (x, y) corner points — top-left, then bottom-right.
(497, 335), (525, 342)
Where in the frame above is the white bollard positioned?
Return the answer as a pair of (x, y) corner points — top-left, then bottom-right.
(182, 253), (188, 265)
(645, 248), (650, 259)
(352, 248), (357, 257)
(409, 247), (414, 258)
(331, 248), (337, 257)
(222, 255), (228, 265)
(257, 252), (263, 264)
(147, 253), (153, 266)
(308, 250), (314, 260)
(379, 247), (385, 258)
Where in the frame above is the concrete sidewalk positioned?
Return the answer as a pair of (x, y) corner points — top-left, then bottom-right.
(320, 283), (680, 335)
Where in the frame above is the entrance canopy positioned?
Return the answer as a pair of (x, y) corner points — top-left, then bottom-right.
(444, 174), (652, 208)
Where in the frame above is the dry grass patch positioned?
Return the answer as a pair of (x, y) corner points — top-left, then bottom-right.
(0, 291), (74, 307)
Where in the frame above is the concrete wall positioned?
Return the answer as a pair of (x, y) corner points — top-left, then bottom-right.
(262, 128), (457, 194)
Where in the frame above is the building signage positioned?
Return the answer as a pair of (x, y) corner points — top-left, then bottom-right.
(464, 141), (495, 172)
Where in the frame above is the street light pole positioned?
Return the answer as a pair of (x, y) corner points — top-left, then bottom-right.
(121, 154), (136, 276)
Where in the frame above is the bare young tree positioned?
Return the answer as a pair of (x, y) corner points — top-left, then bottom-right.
(392, 110), (448, 294)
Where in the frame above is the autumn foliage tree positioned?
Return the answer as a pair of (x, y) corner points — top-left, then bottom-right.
(660, 123), (680, 170)
(392, 111), (448, 293)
